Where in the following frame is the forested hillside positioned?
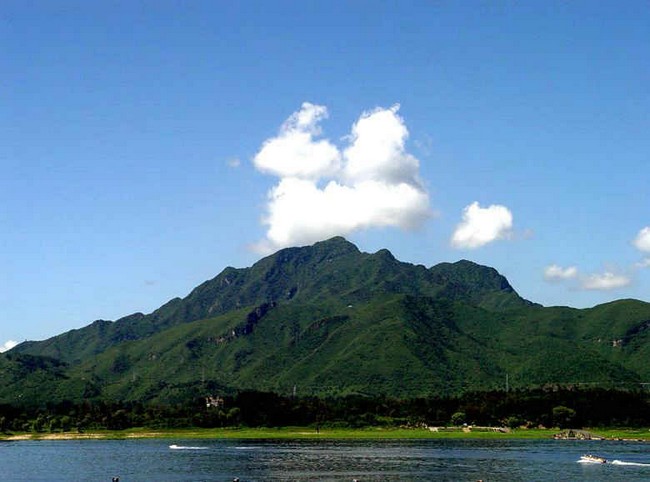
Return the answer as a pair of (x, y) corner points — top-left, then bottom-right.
(3, 237), (650, 406)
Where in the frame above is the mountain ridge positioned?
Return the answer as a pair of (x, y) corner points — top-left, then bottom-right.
(4, 236), (650, 404)
(13, 237), (532, 362)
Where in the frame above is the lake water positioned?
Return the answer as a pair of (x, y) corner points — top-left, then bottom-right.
(1, 438), (650, 481)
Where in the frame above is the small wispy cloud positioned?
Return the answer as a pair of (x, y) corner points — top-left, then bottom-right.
(544, 226), (649, 294)
(543, 264), (578, 282)
(450, 202), (513, 249)
(633, 226), (650, 253)
(543, 263), (632, 292)
(252, 103), (431, 253)
(632, 226), (650, 270)
(413, 134), (433, 157)
(635, 258), (650, 269)
(581, 271), (631, 291)
(227, 157), (241, 168)
(0, 340), (18, 353)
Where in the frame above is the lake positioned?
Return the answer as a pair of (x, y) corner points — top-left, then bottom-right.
(1, 438), (650, 481)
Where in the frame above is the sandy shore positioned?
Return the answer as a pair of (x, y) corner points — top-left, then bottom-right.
(2, 431), (168, 441)
(2, 427), (647, 442)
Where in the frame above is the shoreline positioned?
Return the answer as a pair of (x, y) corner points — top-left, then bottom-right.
(2, 426), (650, 442)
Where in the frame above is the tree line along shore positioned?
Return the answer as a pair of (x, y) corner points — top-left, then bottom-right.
(3, 388), (650, 441)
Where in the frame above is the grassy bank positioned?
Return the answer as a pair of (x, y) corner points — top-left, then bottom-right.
(2, 426), (649, 441)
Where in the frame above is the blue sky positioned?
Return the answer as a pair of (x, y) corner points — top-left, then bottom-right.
(2, 1), (649, 347)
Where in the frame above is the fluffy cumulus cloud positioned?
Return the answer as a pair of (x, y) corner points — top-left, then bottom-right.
(633, 226), (650, 253)
(343, 105), (419, 184)
(543, 264), (578, 281)
(450, 202), (513, 249)
(0, 340), (18, 353)
(581, 271), (631, 291)
(253, 103), (430, 252)
(254, 103), (341, 180)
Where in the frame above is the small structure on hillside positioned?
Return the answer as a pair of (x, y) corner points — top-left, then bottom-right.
(206, 395), (225, 408)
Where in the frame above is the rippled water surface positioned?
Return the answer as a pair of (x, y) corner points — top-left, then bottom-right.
(2, 437), (650, 481)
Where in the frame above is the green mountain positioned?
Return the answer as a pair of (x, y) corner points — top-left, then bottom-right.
(3, 237), (650, 405)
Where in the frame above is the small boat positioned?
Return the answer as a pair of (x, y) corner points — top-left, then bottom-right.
(580, 454), (607, 464)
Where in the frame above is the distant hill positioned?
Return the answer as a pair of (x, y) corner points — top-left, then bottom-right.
(3, 237), (650, 405)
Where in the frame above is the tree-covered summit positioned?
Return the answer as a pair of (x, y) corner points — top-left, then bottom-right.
(3, 237), (650, 405)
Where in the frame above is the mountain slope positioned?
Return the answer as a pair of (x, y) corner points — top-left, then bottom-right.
(4, 237), (650, 404)
(14, 237), (529, 363)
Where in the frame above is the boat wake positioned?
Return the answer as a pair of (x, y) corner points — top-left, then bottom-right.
(169, 444), (208, 450)
(578, 456), (650, 467)
(610, 460), (650, 467)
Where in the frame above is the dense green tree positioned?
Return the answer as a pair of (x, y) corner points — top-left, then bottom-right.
(450, 411), (467, 426)
(552, 405), (576, 429)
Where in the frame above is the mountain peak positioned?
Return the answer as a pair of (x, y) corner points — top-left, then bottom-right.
(311, 236), (360, 255)
(13, 236), (531, 367)
(431, 259), (513, 291)
(429, 259), (533, 310)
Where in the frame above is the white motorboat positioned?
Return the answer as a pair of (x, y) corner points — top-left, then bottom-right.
(579, 454), (607, 464)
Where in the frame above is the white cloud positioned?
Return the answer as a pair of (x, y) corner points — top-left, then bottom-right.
(252, 103), (431, 253)
(450, 202), (513, 249)
(635, 258), (650, 269)
(543, 227), (649, 289)
(254, 102), (341, 180)
(544, 264), (578, 281)
(581, 272), (631, 291)
(0, 340), (18, 353)
(633, 226), (650, 253)
(343, 104), (420, 185)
